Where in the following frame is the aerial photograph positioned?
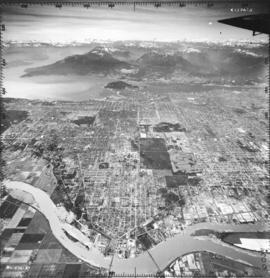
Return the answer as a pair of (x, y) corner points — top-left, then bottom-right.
(0, 2), (269, 277)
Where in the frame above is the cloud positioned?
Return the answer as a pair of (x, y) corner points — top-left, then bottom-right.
(2, 5), (269, 43)
(233, 48), (262, 57)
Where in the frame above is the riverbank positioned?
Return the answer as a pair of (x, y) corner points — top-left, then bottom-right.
(3, 179), (269, 274)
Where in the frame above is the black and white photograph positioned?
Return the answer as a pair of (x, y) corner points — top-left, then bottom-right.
(0, 1), (270, 277)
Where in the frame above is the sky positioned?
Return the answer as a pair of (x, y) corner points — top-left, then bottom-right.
(2, 4), (268, 43)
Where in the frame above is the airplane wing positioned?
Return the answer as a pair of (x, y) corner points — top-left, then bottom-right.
(218, 14), (270, 35)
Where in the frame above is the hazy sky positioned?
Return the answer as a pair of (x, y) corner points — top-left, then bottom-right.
(2, 4), (268, 43)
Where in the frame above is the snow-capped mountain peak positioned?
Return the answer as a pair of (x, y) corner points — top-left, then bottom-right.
(90, 46), (111, 56)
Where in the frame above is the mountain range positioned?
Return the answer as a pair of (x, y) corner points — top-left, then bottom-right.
(22, 46), (130, 77)
(21, 43), (267, 84)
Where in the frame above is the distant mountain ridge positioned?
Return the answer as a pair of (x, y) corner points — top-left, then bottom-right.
(6, 39), (268, 48)
(137, 51), (197, 70)
(21, 43), (267, 84)
(22, 46), (130, 77)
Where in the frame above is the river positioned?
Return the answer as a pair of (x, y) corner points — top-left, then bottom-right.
(3, 180), (269, 274)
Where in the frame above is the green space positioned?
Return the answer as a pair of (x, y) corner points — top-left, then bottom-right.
(220, 232), (270, 245)
(1, 109), (29, 133)
(0, 196), (21, 219)
(140, 138), (171, 169)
